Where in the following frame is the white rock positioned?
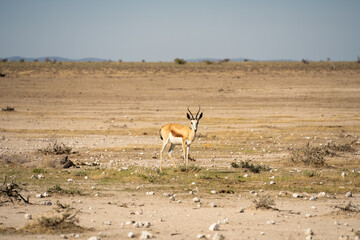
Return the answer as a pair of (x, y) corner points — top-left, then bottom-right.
(189, 190), (194, 195)
(103, 220), (111, 225)
(197, 234), (206, 239)
(36, 193), (43, 198)
(143, 221), (151, 228)
(305, 236), (312, 240)
(67, 178), (73, 182)
(38, 174), (45, 179)
(43, 192), (49, 197)
(169, 196), (175, 201)
(128, 232), (135, 238)
(318, 192), (326, 198)
(218, 218), (229, 224)
(238, 208), (245, 213)
(339, 236), (349, 240)
(193, 197), (200, 203)
(146, 191), (155, 195)
(305, 214), (312, 218)
(345, 191), (352, 197)
(88, 237), (101, 240)
(269, 181), (275, 185)
(341, 172), (348, 177)
(309, 196), (317, 201)
(243, 174), (250, 178)
(212, 232), (225, 240)
(126, 221), (133, 225)
(266, 220), (275, 225)
(24, 213), (32, 220)
(293, 193), (303, 198)
(210, 202), (217, 208)
(134, 222), (143, 228)
(60, 234), (68, 239)
(209, 223), (220, 231)
(211, 190), (218, 194)
(139, 231), (153, 239)
(260, 232), (265, 235)
(84, 176), (88, 179)
(304, 228), (313, 236)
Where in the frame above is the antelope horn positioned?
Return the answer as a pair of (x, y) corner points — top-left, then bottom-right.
(195, 106), (201, 119)
(187, 107), (194, 119)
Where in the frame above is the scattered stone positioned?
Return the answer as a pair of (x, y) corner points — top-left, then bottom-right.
(339, 236), (349, 240)
(103, 221), (111, 225)
(169, 196), (175, 201)
(209, 223), (220, 231)
(260, 232), (265, 235)
(60, 234), (68, 239)
(38, 174), (45, 179)
(24, 213), (32, 220)
(146, 191), (155, 195)
(211, 190), (218, 194)
(43, 201), (52, 205)
(305, 214), (312, 218)
(243, 174), (250, 178)
(88, 237), (101, 240)
(304, 228), (313, 236)
(212, 232), (225, 240)
(345, 191), (352, 198)
(210, 202), (217, 208)
(189, 190), (194, 195)
(30, 175), (37, 179)
(269, 181), (275, 185)
(134, 222), (143, 228)
(36, 193), (43, 198)
(193, 197), (200, 203)
(128, 232), (135, 238)
(309, 196), (317, 201)
(139, 231), (153, 239)
(293, 193), (303, 198)
(163, 193), (171, 197)
(143, 221), (151, 228)
(43, 192), (50, 197)
(67, 178), (73, 182)
(197, 234), (206, 239)
(218, 218), (229, 224)
(266, 220), (275, 225)
(305, 236), (312, 240)
(318, 192), (326, 198)
(238, 208), (245, 213)
(341, 172), (348, 178)
(126, 221), (134, 225)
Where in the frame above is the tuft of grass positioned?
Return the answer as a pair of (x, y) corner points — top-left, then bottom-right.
(47, 184), (82, 195)
(32, 168), (47, 174)
(178, 165), (202, 172)
(253, 195), (276, 210)
(303, 170), (318, 177)
(290, 144), (326, 167)
(38, 140), (72, 155)
(174, 58), (186, 64)
(231, 160), (271, 173)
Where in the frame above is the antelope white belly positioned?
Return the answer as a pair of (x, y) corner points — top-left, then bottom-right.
(169, 133), (183, 145)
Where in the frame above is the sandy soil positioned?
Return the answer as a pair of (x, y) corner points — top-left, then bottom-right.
(0, 62), (360, 239)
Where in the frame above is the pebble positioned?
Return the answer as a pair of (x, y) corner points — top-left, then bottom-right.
(305, 236), (312, 240)
(209, 223), (220, 231)
(60, 234), (68, 239)
(218, 218), (229, 224)
(211, 190), (218, 194)
(43, 192), (49, 197)
(260, 232), (265, 235)
(197, 234), (206, 239)
(134, 222), (143, 228)
(210, 202), (217, 208)
(139, 231), (153, 239)
(305, 214), (312, 218)
(38, 174), (45, 179)
(212, 233), (225, 240)
(36, 193), (43, 198)
(126, 221), (134, 225)
(103, 221), (111, 225)
(243, 174), (250, 178)
(318, 192), (326, 198)
(88, 237), (101, 240)
(146, 191), (155, 195)
(143, 221), (151, 228)
(193, 197), (200, 203)
(345, 191), (352, 198)
(128, 232), (135, 238)
(309, 196), (317, 201)
(269, 181), (275, 185)
(293, 193), (303, 198)
(304, 228), (313, 236)
(266, 220), (275, 225)
(341, 172), (348, 178)
(43, 201), (52, 205)
(24, 213), (32, 220)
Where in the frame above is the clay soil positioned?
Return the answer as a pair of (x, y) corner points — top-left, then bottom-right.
(0, 62), (360, 239)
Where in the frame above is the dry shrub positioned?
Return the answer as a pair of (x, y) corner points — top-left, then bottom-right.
(290, 141), (356, 167)
(231, 160), (270, 173)
(253, 195), (276, 210)
(21, 201), (85, 234)
(38, 140), (72, 155)
(0, 176), (30, 205)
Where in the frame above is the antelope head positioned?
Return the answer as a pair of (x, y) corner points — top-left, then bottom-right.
(187, 106), (203, 132)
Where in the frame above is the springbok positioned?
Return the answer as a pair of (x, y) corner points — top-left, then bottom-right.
(159, 107), (203, 171)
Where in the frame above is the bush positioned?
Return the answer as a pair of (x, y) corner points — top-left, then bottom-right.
(38, 140), (72, 155)
(174, 58), (186, 64)
(253, 195), (275, 209)
(231, 160), (271, 173)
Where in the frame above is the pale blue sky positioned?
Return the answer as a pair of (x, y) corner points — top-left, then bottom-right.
(1, 0), (359, 61)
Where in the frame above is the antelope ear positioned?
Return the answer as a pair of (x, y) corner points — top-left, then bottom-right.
(187, 113), (191, 120)
(198, 112), (203, 121)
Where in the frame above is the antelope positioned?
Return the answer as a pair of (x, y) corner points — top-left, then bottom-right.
(159, 107), (203, 171)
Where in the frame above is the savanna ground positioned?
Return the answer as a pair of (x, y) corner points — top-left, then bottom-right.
(0, 61), (360, 240)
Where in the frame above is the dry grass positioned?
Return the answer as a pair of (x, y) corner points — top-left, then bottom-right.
(253, 195), (276, 210)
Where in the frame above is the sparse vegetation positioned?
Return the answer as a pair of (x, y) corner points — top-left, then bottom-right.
(38, 140), (72, 155)
(174, 58), (186, 64)
(253, 195), (276, 210)
(0, 176), (30, 205)
(47, 184), (82, 195)
(231, 160), (271, 173)
(335, 202), (360, 213)
(2, 106), (14, 111)
(290, 144), (326, 166)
